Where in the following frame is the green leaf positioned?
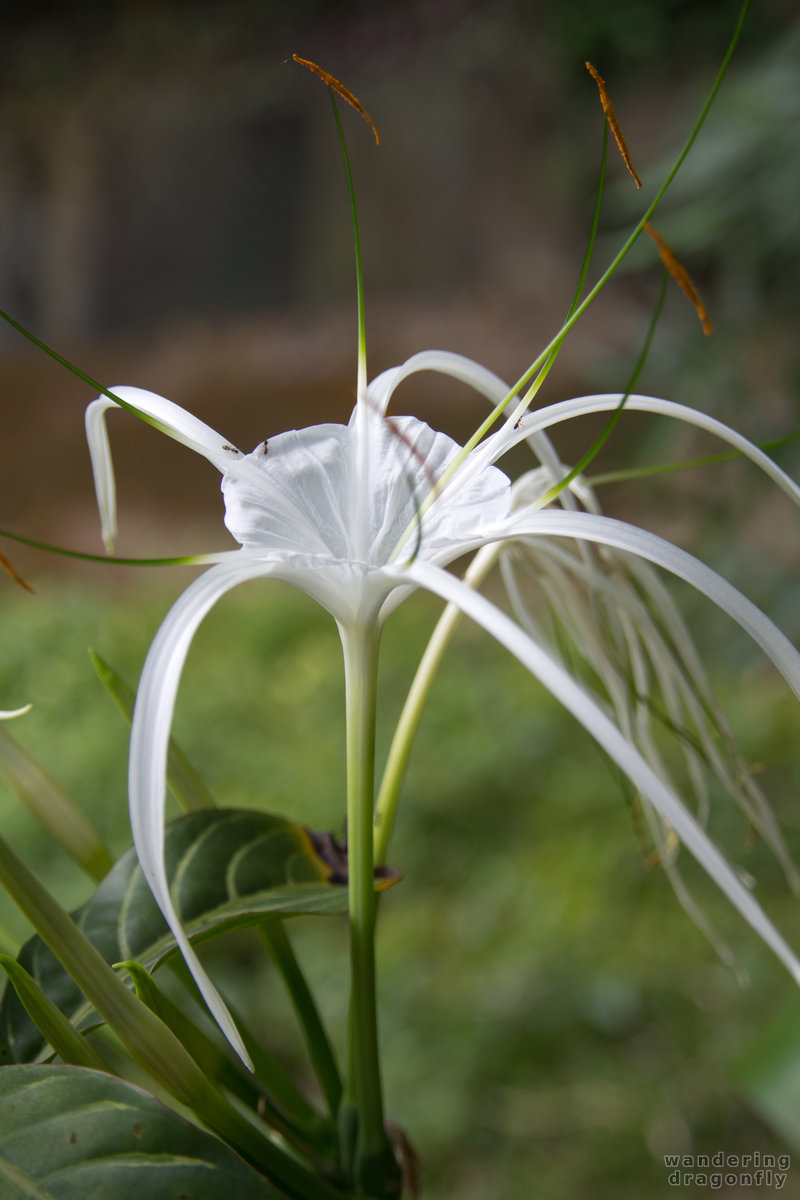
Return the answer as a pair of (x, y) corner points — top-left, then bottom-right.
(0, 956), (109, 1072)
(0, 726), (113, 881)
(89, 650), (215, 813)
(1, 808), (397, 1064)
(732, 1000), (800, 1154)
(0, 1064), (284, 1198)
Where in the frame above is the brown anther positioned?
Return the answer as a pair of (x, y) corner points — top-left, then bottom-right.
(585, 62), (642, 188)
(293, 55), (380, 145)
(0, 550), (34, 593)
(644, 222), (713, 336)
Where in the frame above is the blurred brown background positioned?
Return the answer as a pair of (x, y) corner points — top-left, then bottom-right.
(1, 0), (798, 575)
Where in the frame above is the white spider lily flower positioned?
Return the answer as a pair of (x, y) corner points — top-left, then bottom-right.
(87, 351), (800, 1062)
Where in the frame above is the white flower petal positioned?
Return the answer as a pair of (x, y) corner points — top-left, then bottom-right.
(399, 559), (800, 984)
(503, 509), (800, 700)
(0, 706), (31, 720)
(86, 386), (241, 551)
(221, 412), (510, 570)
(474, 393), (800, 509)
(366, 349), (571, 491)
(128, 554), (372, 1065)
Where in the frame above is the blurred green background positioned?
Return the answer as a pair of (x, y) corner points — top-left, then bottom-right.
(2, 1), (800, 1197)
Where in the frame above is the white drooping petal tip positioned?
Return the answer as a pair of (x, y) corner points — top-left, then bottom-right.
(0, 705), (31, 720)
(85, 385), (240, 552)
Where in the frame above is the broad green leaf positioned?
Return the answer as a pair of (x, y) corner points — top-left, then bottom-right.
(0, 1064), (284, 1199)
(0, 808), (397, 1064)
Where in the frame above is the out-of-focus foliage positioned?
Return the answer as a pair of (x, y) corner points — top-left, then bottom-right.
(1, 576), (798, 1198)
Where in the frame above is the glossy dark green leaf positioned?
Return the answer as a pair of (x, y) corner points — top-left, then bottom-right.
(1, 808), (395, 1064)
(0, 1063), (284, 1198)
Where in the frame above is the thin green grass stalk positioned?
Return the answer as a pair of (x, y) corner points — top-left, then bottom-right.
(439, 0), (752, 483)
(0, 525), (219, 568)
(330, 89), (368, 400)
(0, 307), (185, 436)
(374, 543), (499, 865)
(376, 267), (670, 863)
(587, 430), (800, 487)
(389, 127), (610, 566)
(258, 921), (343, 1120)
(524, 122), (610, 405)
(374, 170), (669, 866)
(538, 268), (669, 507)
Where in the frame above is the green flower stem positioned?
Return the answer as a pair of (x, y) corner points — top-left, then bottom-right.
(374, 544), (500, 865)
(0, 834), (354, 1200)
(339, 623), (399, 1195)
(258, 920), (343, 1120)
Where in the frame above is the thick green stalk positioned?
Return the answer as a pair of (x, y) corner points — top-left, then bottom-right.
(339, 623), (400, 1196)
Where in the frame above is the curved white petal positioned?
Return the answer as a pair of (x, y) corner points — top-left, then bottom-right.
(367, 350), (513, 416)
(0, 705), (31, 720)
(471, 393), (800, 508)
(365, 349), (570, 491)
(399, 559), (800, 985)
(501, 509), (800, 701)
(129, 553), (368, 1065)
(85, 386), (241, 551)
